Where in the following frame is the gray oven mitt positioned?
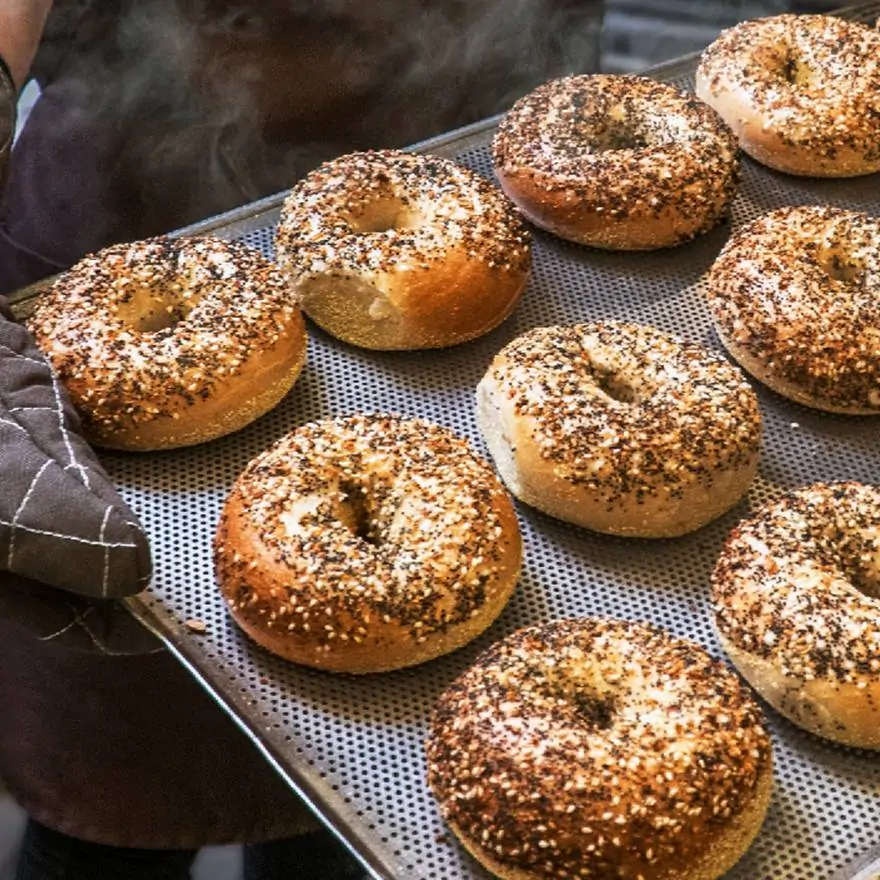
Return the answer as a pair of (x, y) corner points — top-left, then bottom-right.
(0, 296), (152, 598)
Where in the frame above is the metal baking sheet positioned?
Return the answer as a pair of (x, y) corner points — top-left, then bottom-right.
(12, 6), (880, 878)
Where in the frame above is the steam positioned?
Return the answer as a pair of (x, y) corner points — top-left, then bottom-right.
(55, 0), (603, 238)
(23, 0), (847, 268)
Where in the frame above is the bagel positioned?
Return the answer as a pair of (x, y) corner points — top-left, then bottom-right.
(695, 14), (880, 177)
(426, 617), (773, 880)
(213, 414), (522, 673)
(703, 205), (880, 414)
(27, 236), (307, 451)
(713, 481), (880, 749)
(491, 74), (740, 250)
(476, 321), (761, 537)
(275, 149), (531, 350)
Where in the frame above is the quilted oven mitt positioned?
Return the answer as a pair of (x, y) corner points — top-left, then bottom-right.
(0, 296), (152, 598)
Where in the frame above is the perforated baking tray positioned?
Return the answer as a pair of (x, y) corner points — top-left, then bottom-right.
(12, 7), (880, 878)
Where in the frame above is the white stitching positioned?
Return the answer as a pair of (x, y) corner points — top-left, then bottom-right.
(36, 604), (165, 655)
(6, 459), (51, 568)
(99, 506), (113, 598)
(0, 417), (28, 433)
(0, 332), (145, 596)
(49, 373), (91, 490)
(0, 342), (47, 365)
(0, 518), (138, 549)
(36, 604), (89, 642)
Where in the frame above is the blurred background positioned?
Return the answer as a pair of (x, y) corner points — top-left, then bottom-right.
(602, 0), (836, 72)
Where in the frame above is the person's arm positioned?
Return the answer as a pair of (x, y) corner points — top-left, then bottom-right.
(0, 0), (53, 90)
(0, 1), (51, 192)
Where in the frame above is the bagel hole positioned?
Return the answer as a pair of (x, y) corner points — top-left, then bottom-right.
(582, 121), (650, 153)
(592, 368), (638, 404)
(133, 304), (189, 333)
(779, 52), (817, 88)
(348, 198), (416, 234)
(843, 547), (880, 599)
(817, 246), (864, 285)
(827, 527), (880, 598)
(850, 568), (880, 599)
(570, 690), (616, 729)
(116, 287), (192, 333)
(338, 481), (381, 545)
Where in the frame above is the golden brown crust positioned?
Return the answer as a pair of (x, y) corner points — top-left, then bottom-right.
(476, 322), (761, 538)
(214, 414), (522, 673)
(713, 481), (880, 749)
(275, 149), (531, 350)
(703, 205), (880, 414)
(491, 74), (740, 250)
(27, 236), (307, 451)
(426, 618), (773, 880)
(695, 14), (880, 177)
